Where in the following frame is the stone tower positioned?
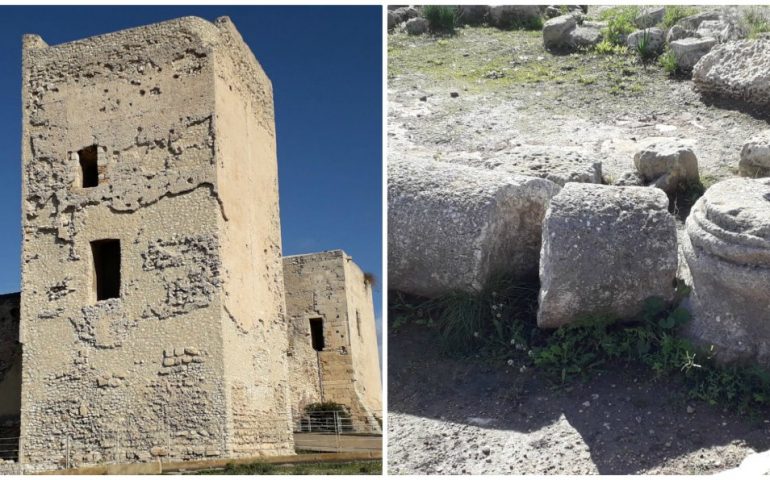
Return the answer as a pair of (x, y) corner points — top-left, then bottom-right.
(283, 251), (382, 431)
(19, 16), (292, 471)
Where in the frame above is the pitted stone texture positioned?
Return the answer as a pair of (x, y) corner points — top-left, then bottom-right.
(670, 37), (717, 72)
(489, 5), (542, 29)
(682, 178), (770, 366)
(389, 158), (560, 298)
(538, 183), (677, 329)
(568, 26), (603, 50)
(405, 17), (429, 36)
(693, 39), (770, 106)
(457, 5), (490, 25)
(740, 130), (770, 178)
(19, 16), (292, 472)
(543, 15), (577, 50)
(439, 145), (602, 186)
(633, 141), (700, 194)
(283, 251), (382, 433)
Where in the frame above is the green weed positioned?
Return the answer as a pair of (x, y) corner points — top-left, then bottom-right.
(658, 49), (678, 74)
(391, 275), (770, 413)
(634, 29), (657, 63)
(594, 39), (629, 55)
(599, 6), (641, 45)
(423, 5), (458, 34)
(662, 6), (699, 28)
(743, 8), (770, 39)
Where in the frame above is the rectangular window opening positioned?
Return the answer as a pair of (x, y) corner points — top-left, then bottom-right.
(79, 145), (99, 188)
(309, 318), (325, 352)
(91, 239), (120, 301)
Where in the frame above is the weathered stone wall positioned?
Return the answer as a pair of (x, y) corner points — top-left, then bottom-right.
(283, 251), (382, 430)
(19, 16), (291, 472)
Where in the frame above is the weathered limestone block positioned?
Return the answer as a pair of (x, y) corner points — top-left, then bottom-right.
(693, 39), (770, 106)
(457, 5), (490, 25)
(389, 158), (560, 298)
(568, 25), (603, 50)
(682, 178), (770, 366)
(538, 183), (677, 328)
(489, 5), (542, 29)
(740, 130), (770, 178)
(543, 14), (577, 50)
(633, 140), (700, 194)
(439, 145), (603, 186)
(670, 37), (717, 72)
(405, 17), (429, 35)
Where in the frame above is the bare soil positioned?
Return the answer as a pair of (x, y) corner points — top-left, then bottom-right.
(387, 18), (770, 476)
(388, 324), (770, 475)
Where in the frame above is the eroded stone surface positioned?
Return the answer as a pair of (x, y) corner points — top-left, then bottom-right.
(633, 140), (700, 194)
(693, 39), (770, 106)
(671, 37), (717, 72)
(538, 183), (677, 329)
(388, 157), (560, 298)
(682, 178), (770, 366)
(19, 16), (291, 472)
(438, 145), (602, 186)
(740, 130), (770, 177)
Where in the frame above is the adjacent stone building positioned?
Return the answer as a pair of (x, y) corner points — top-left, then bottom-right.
(283, 251), (382, 431)
(18, 16), (292, 471)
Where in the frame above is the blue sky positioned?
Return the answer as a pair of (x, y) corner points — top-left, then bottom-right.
(0, 6), (383, 345)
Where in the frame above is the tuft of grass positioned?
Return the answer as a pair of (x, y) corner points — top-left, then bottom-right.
(423, 5), (458, 34)
(634, 29), (657, 63)
(599, 5), (641, 45)
(743, 7), (770, 39)
(662, 6), (699, 29)
(658, 48), (678, 74)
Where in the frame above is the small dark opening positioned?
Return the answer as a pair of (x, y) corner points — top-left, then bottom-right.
(309, 318), (325, 352)
(79, 146), (99, 188)
(91, 239), (120, 301)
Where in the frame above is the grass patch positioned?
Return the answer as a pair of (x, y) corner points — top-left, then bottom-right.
(599, 5), (640, 45)
(658, 48), (678, 75)
(388, 27), (655, 97)
(662, 6), (699, 28)
(423, 5), (457, 34)
(391, 276), (770, 413)
(196, 460), (382, 475)
(743, 7), (770, 39)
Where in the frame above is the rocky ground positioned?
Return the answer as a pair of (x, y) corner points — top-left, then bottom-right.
(387, 8), (770, 475)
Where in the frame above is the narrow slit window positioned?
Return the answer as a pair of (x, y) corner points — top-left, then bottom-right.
(309, 318), (324, 352)
(91, 239), (120, 301)
(79, 146), (99, 188)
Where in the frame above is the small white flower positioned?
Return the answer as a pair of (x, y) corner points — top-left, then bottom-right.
(496, 313), (501, 318)
(510, 339), (516, 345)
(519, 366), (527, 373)
(473, 331), (479, 338)
(507, 359), (514, 366)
